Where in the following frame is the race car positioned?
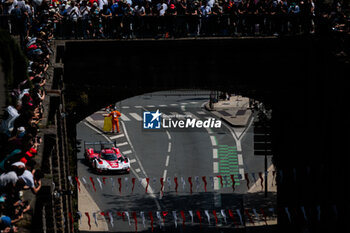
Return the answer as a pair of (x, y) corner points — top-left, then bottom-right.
(84, 141), (130, 174)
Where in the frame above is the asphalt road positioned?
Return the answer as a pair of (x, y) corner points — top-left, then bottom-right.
(77, 91), (272, 232)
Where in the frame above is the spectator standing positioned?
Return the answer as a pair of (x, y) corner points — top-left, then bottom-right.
(134, 2), (146, 37)
(187, 0), (200, 36)
(67, 1), (81, 38)
(80, 0), (91, 38)
(101, 4), (112, 37)
(200, 0), (211, 35)
(174, 0), (187, 37)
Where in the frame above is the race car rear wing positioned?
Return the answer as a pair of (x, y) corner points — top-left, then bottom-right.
(83, 141), (118, 151)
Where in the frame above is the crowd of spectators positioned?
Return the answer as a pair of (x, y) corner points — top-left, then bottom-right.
(0, 1), (54, 231)
(1, 0), (349, 40)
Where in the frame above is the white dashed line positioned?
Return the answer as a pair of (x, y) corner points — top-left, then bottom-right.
(170, 104), (178, 106)
(180, 103), (188, 105)
(166, 131), (171, 140)
(129, 159), (136, 163)
(214, 177), (219, 190)
(210, 136), (217, 146)
(197, 111), (206, 115)
(147, 105), (155, 108)
(239, 168), (245, 180)
(110, 134), (125, 139)
(122, 150), (132, 155)
(238, 153), (243, 165)
(134, 106), (143, 108)
(159, 104), (167, 107)
(167, 142), (172, 153)
(121, 106), (130, 109)
(129, 113), (143, 121)
(116, 142), (128, 147)
(213, 148), (218, 159)
(165, 155), (170, 167)
(163, 170), (167, 181)
(213, 162), (219, 173)
(135, 168), (141, 173)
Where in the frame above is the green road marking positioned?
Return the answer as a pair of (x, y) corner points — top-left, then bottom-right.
(217, 144), (244, 187)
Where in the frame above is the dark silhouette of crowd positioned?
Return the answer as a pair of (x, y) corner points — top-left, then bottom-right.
(1, 0), (350, 40)
(0, 1), (54, 232)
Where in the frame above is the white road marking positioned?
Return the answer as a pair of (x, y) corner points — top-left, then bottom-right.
(213, 148), (218, 159)
(239, 168), (245, 180)
(190, 102), (198, 104)
(110, 134), (125, 139)
(213, 162), (219, 173)
(120, 114), (131, 121)
(159, 104), (167, 107)
(163, 169), (167, 181)
(238, 153), (243, 165)
(210, 136), (217, 146)
(134, 106), (143, 108)
(116, 142), (128, 147)
(170, 104), (178, 106)
(129, 159), (136, 163)
(129, 113), (143, 121)
(197, 111), (206, 115)
(165, 155), (170, 167)
(236, 140), (242, 152)
(122, 150), (132, 155)
(214, 177), (219, 190)
(180, 103), (188, 105)
(166, 131), (171, 140)
(121, 106), (130, 109)
(146, 105), (155, 107)
(135, 168), (141, 173)
(167, 142), (172, 153)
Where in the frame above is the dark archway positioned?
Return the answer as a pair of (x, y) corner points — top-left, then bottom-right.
(62, 37), (347, 233)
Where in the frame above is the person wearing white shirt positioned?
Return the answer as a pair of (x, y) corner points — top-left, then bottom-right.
(0, 101), (22, 136)
(99, 0), (108, 11)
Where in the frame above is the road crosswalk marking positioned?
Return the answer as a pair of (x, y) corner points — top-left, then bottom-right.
(120, 114), (131, 121)
(110, 134), (125, 139)
(129, 113), (142, 121)
(122, 150), (132, 155)
(116, 142), (128, 147)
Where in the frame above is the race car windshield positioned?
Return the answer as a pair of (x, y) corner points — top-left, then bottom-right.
(101, 152), (118, 160)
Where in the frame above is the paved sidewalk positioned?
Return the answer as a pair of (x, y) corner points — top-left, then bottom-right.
(204, 95), (253, 127)
(78, 178), (109, 231)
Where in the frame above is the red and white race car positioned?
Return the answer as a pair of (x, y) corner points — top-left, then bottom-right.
(84, 141), (130, 174)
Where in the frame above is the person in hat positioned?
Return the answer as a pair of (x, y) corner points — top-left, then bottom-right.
(107, 107), (121, 133)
